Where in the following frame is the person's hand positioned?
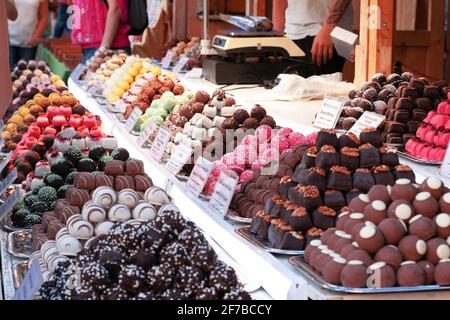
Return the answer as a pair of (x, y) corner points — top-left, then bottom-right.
(25, 37), (40, 47)
(311, 25), (335, 66)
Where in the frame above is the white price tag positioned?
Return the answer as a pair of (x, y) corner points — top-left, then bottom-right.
(313, 97), (344, 129)
(187, 157), (214, 197)
(166, 144), (193, 176)
(0, 188), (21, 219)
(349, 111), (386, 137)
(210, 170), (239, 215)
(12, 261), (43, 300)
(125, 108), (143, 132)
(150, 127), (171, 162)
(137, 121), (157, 147)
(172, 57), (190, 74)
(440, 142), (450, 178)
(87, 80), (103, 96)
(162, 50), (174, 69)
(0, 168), (17, 195)
(70, 64), (86, 82)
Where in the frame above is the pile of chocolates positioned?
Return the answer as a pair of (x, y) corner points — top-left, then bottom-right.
(305, 177), (450, 288)
(405, 92), (450, 162)
(82, 48), (123, 80)
(248, 129), (414, 251)
(38, 211), (251, 300)
(337, 72), (448, 146)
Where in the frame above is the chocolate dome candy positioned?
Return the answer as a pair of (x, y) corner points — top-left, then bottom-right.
(363, 201), (388, 225)
(397, 261), (426, 287)
(111, 148), (130, 162)
(64, 146), (83, 164)
(126, 159), (145, 176)
(88, 146), (107, 162)
(435, 214), (450, 238)
(346, 248), (373, 268)
(343, 213), (365, 234)
(418, 261), (435, 285)
(375, 245), (403, 270)
(336, 212), (350, 231)
(92, 187), (117, 207)
(323, 257), (347, 285)
(334, 233), (353, 253)
(350, 221), (375, 240)
(67, 214), (94, 240)
(95, 173), (114, 189)
(368, 185), (392, 205)
(355, 224), (385, 254)
(398, 235), (427, 261)
(434, 259), (450, 286)
(109, 204), (131, 222)
(115, 176), (135, 191)
(144, 186), (170, 206)
(304, 240), (322, 264)
(425, 238), (450, 264)
(388, 200), (414, 221)
(421, 177), (445, 199)
(340, 260), (368, 288)
(74, 172), (96, 191)
(66, 188), (90, 207)
(408, 215), (436, 241)
(413, 192), (439, 219)
(82, 202), (107, 224)
(348, 194), (370, 213)
(390, 179), (418, 202)
(367, 262), (396, 288)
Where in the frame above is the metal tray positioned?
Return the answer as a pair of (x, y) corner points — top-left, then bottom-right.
(175, 173), (189, 181)
(116, 114), (127, 123)
(7, 230), (33, 259)
(225, 209), (252, 224)
(199, 193), (211, 200)
(1, 213), (29, 233)
(12, 261), (28, 289)
(130, 130), (141, 137)
(235, 226), (305, 255)
(289, 256), (450, 294)
(397, 151), (442, 166)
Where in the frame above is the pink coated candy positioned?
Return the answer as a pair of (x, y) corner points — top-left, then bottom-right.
(229, 165), (245, 175)
(419, 145), (433, 160)
(202, 178), (218, 195)
(425, 129), (436, 144)
(51, 115), (68, 127)
(440, 132), (450, 147)
(43, 126), (57, 136)
(416, 125), (430, 140)
(423, 111), (437, 125)
(90, 126), (103, 137)
(262, 147), (280, 161)
(36, 115), (49, 127)
(437, 102), (450, 115)
(255, 125), (273, 144)
(278, 127), (293, 138)
(27, 126), (41, 139)
(239, 170), (254, 182)
(251, 159), (268, 171)
(430, 114), (449, 129)
(446, 120), (450, 131)
(69, 115), (83, 128)
(288, 132), (307, 148)
(83, 114), (97, 128)
(60, 105), (72, 118)
(306, 132), (318, 145)
(46, 106), (60, 119)
(271, 135), (290, 152)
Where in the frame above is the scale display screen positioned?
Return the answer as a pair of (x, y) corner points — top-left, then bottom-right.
(213, 37), (227, 48)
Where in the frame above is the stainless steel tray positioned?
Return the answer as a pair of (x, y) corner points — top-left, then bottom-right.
(12, 261), (28, 289)
(225, 209), (252, 224)
(289, 256), (450, 294)
(116, 114), (127, 123)
(235, 226), (304, 255)
(1, 213), (29, 233)
(199, 193), (211, 200)
(7, 230), (33, 259)
(397, 151), (442, 166)
(175, 173), (189, 181)
(131, 130), (142, 136)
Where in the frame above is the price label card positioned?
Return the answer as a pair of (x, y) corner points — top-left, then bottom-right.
(70, 64), (86, 82)
(0, 152), (12, 174)
(166, 144), (193, 176)
(210, 170), (239, 215)
(349, 111), (386, 137)
(0, 168), (17, 195)
(187, 157), (214, 197)
(125, 108), (143, 132)
(162, 51), (174, 69)
(87, 80), (103, 96)
(172, 57), (190, 74)
(12, 261), (43, 300)
(313, 97), (344, 129)
(0, 188), (21, 219)
(137, 121), (158, 147)
(150, 127), (171, 162)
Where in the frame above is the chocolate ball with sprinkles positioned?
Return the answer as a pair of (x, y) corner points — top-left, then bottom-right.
(88, 145), (107, 162)
(80, 261), (110, 292)
(44, 174), (64, 190)
(118, 265), (147, 294)
(37, 186), (57, 203)
(25, 214), (42, 228)
(178, 227), (208, 251)
(196, 287), (219, 300)
(98, 155), (113, 171)
(77, 158), (96, 172)
(177, 265), (207, 296)
(209, 261), (238, 292)
(65, 171), (78, 185)
(64, 146), (83, 164)
(159, 242), (188, 269)
(147, 263), (177, 293)
(51, 157), (73, 176)
(191, 243), (217, 272)
(101, 286), (129, 300)
(112, 148), (130, 162)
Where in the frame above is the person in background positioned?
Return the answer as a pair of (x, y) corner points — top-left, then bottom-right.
(71, 0), (130, 63)
(273, 0), (353, 75)
(1, 0), (18, 117)
(8, 0), (49, 66)
(53, 0), (70, 38)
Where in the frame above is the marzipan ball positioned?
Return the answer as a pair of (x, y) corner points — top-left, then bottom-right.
(408, 215), (436, 241)
(368, 185), (392, 205)
(397, 261), (426, 287)
(340, 260), (369, 288)
(343, 213), (365, 234)
(363, 201), (388, 225)
(347, 249), (373, 267)
(340, 242), (359, 258)
(334, 233), (353, 253)
(367, 262), (396, 288)
(439, 193), (450, 213)
(421, 177), (445, 199)
(435, 213), (450, 239)
(413, 192), (439, 219)
(418, 260), (435, 285)
(323, 257), (347, 285)
(355, 225), (385, 255)
(304, 240), (321, 264)
(336, 212), (350, 231)
(398, 235), (427, 261)
(349, 194), (370, 213)
(434, 259), (450, 286)
(388, 200), (414, 221)
(320, 228), (336, 245)
(426, 238), (450, 264)
(391, 179), (417, 202)
(351, 221), (375, 240)
(375, 245), (403, 270)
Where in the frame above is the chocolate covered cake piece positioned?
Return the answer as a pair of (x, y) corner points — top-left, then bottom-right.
(373, 165), (395, 186)
(316, 145), (340, 171)
(279, 176), (297, 199)
(305, 227), (324, 245)
(340, 147), (360, 172)
(289, 207), (313, 233)
(327, 166), (352, 191)
(297, 147), (318, 170)
(312, 206), (337, 230)
(394, 165), (416, 182)
(324, 189), (346, 209)
(359, 143), (381, 168)
(337, 132), (361, 149)
(360, 128), (383, 148)
(293, 167), (327, 192)
(352, 168), (375, 193)
(288, 186), (322, 210)
(250, 212), (274, 240)
(379, 146), (400, 168)
(316, 129), (338, 148)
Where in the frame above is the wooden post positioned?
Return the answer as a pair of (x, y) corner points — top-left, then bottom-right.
(356, 0), (394, 85)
